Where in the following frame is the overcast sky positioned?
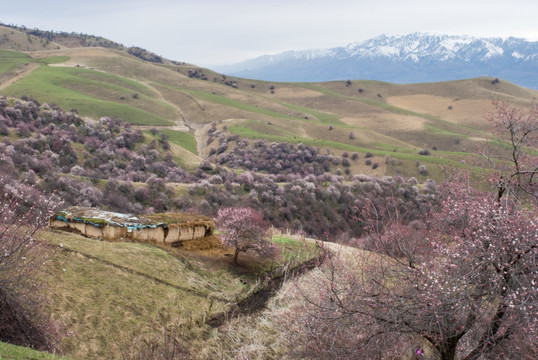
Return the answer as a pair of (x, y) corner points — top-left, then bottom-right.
(2, 0), (537, 67)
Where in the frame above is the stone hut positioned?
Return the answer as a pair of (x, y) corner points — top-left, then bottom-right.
(49, 206), (214, 246)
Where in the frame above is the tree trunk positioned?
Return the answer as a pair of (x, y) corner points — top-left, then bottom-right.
(438, 335), (462, 360)
(440, 347), (457, 360)
(233, 247), (240, 265)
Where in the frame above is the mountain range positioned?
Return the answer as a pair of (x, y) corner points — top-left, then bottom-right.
(216, 33), (538, 89)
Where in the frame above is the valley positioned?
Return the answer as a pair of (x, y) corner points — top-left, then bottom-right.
(0, 24), (536, 360)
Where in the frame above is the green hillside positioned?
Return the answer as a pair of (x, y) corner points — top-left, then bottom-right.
(1, 24), (537, 360)
(1, 25), (537, 181)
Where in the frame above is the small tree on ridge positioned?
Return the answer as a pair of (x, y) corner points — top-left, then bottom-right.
(216, 207), (276, 265)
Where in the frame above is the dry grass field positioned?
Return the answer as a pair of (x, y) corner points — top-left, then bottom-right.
(37, 229), (319, 359)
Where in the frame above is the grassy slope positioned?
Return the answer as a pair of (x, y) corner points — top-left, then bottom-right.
(2, 44), (537, 180)
(2, 65), (175, 125)
(39, 229), (319, 359)
(0, 49), (32, 72)
(0, 342), (70, 360)
(158, 129), (198, 154)
(0, 26), (65, 52)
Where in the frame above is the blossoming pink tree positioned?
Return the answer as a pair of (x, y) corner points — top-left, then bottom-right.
(484, 100), (538, 205)
(0, 176), (60, 350)
(216, 207), (277, 265)
(281, 101), (538, 359)
(284, 173), (537, 360)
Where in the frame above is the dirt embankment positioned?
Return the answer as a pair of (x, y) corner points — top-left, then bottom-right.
(207, 252), (325, 328)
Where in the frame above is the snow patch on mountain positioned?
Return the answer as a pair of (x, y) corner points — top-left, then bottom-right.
(215, 33), (538, 89)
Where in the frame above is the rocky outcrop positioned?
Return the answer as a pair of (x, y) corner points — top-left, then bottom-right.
(49, 207), (214, 246)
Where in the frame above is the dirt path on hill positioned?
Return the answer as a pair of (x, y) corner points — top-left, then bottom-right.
(0, 62), (40, 91)
(128, 82), (215, 162)
(195, 124), (211, 158)
(143, 82), (191, 131)
(2, 61), (210, 162)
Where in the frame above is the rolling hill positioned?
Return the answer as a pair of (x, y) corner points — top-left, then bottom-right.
(1, 24), (537, 359)
(1, 24), (537, 182)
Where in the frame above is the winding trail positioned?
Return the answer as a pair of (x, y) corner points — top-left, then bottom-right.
(0, 62), (40, 91)
(143, 82), (190, 131)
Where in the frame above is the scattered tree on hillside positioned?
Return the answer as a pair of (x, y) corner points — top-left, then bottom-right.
(418, 164), (428, 175)
(0, 176), (60, 350)
(281, 102), (538, 359)
(418, 149), (431, 156)
(283, 173), (537, 360)
(1, 95), (439, 241)
(216, 207), (277, 265)
(127, 46), (163, 63)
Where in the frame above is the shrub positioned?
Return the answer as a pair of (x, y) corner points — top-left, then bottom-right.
(418, 165), (428, 175)
(418, 149), (430, 156)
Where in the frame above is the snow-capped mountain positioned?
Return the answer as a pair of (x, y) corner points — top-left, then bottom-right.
(215, 33), (538, 89)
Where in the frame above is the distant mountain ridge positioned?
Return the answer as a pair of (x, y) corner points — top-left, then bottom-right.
(216, 33), (538, 89)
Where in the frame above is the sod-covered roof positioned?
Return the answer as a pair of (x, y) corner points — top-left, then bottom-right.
(52, 206), (213, 230)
